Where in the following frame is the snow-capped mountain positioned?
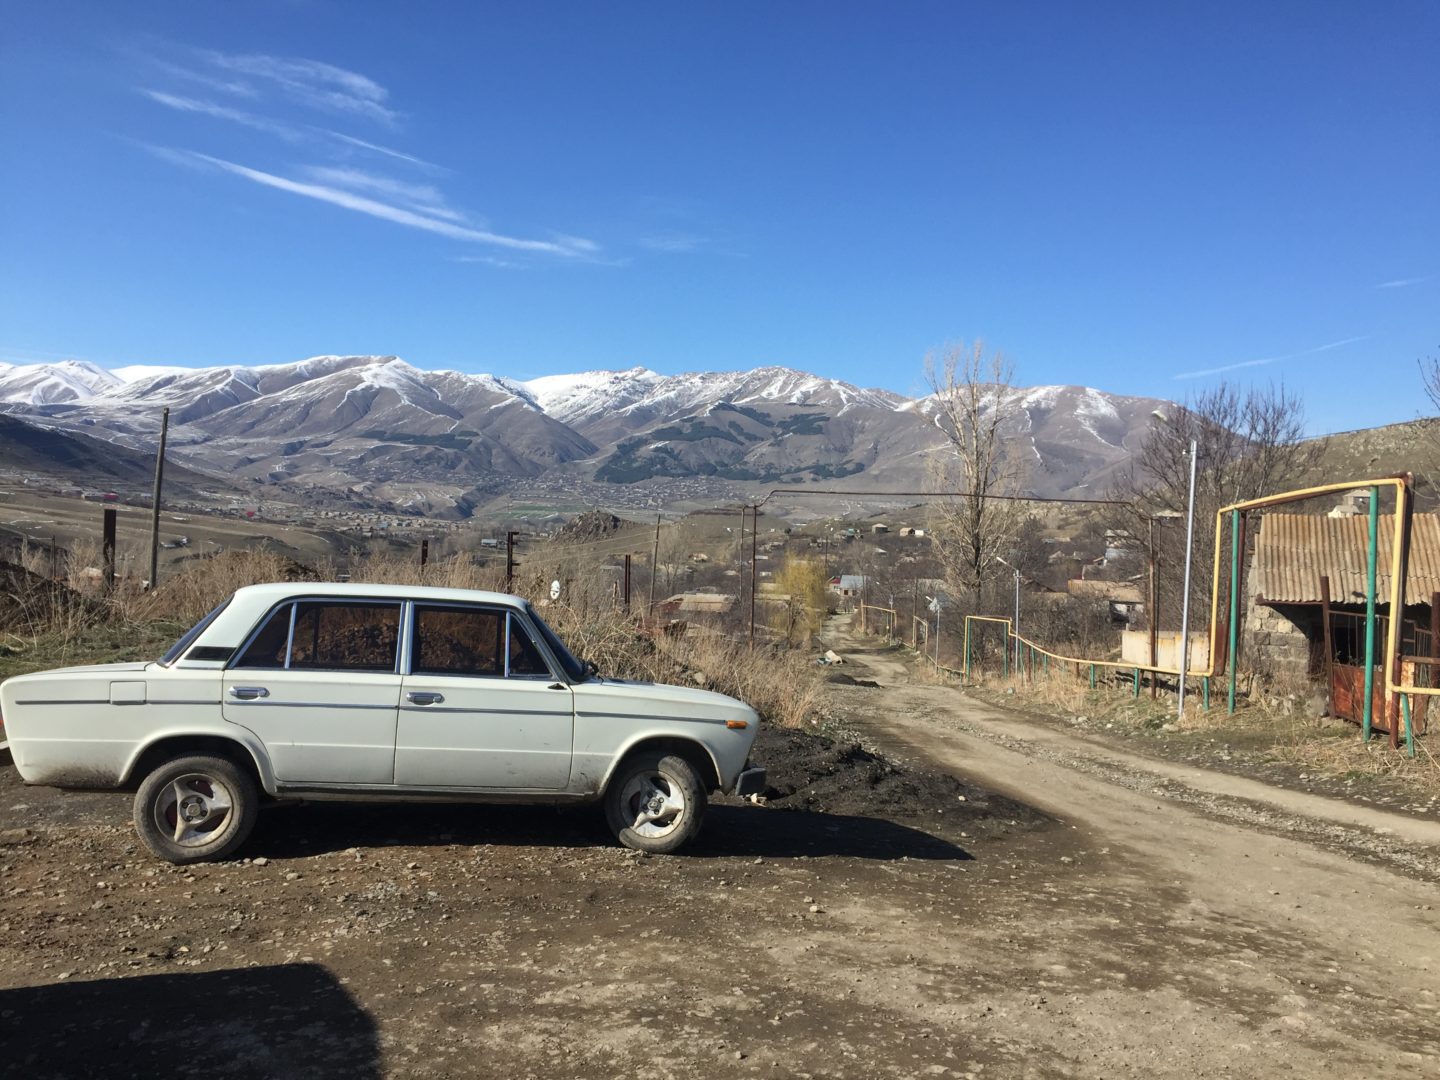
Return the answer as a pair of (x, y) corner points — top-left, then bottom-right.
(0, 355), (1172, 508)
(0, 360), (120, 404)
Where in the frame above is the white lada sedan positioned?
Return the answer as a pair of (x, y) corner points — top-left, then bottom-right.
(0, 582), (765, 863)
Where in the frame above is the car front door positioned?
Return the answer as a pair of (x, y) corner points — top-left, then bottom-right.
(222, 598), (402, 785)
(394, 604), (574, 789)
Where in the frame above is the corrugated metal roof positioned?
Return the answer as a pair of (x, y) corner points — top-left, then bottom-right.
(1253, 513), (1440, 605)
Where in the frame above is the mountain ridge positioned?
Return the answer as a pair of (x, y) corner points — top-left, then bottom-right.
(0, 356), (1175, 513)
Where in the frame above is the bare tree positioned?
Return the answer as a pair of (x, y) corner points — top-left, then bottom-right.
(925, 341), (1028, 610)
(1420, 352), (1440, 417)
(1110, 380), (1323, 633)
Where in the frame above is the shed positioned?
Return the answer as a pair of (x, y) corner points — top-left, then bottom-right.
(1247, 512), (1439, 733)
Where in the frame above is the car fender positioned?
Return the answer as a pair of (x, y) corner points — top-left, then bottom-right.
(121, 724), (280, 794)
(594, 729), (728, 795)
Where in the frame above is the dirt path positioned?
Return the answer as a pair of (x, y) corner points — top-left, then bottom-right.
(2, 626), (1438, 1078)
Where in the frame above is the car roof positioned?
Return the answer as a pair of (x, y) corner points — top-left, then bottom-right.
(230, 581), (524, 606)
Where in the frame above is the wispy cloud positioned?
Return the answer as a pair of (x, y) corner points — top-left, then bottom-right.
(639, 233), (708, 254)
(300, 165), (466, 222)
(197, 49), (400, 125)
(326, 131), (442, 172)
(451, 254), (526, 269)
(141, 89), (303, 141)
(172, 149), (594, 256)
(1375, 274), (1434, 289)
(141, 88), (441, 170)
(147, 57), (259, 98)
(1174, 335), (1369, 380)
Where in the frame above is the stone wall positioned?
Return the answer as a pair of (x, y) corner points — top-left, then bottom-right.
(1243, 601), (1315, 687)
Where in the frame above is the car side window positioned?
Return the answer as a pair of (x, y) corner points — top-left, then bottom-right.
(507, 614), (551, 678)
(413, 606), (504, 676)
(233, 600), (401, 672)
(232, 603), (294, 669)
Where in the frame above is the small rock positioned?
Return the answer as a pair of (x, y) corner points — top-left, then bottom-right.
(252, 857), (269, 867)
(808, 904), (823, 914)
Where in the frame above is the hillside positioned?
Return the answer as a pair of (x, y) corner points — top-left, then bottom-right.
(0, 355), (1177, 513)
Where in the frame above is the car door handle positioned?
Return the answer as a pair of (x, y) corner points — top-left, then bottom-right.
(229, 686), (269, 700)
(406, 691), (444, 706)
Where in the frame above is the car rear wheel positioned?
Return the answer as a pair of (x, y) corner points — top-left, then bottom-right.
(133, 754), (258, 864)
(604, 751), (705, 854)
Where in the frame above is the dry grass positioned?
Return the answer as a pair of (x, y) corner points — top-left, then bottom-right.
(966, 658), (1440, 797)
(0, 543), (823, 730)
(1268, 717), (1440, 797)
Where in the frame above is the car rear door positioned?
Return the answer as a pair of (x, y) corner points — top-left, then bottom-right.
(394, 603), (574, 789)
(222, 598), (402, 785)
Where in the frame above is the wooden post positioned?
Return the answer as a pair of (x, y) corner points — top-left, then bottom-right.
(419, 538), (429, 569)
(505, 531), (518, 591)
(1319, 575), (1334, 718)
(623, 553), (632, 611)
(1391, 487), (1416, 748)
(102, 509), (117, 593)
(148, 406), (169, 590)
(1425, 590), (1440, 732)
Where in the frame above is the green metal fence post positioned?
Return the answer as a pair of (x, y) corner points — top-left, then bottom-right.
(963, 619), (971, 679)
(1089, 663), (1095, 689)
(1133, 667), (1140, 697)
(1203, 676), (1210, 710)
(1362, 485), (1380, 742)
(1403, 694), (1415, 758)
(1228, 508), (1240, 714)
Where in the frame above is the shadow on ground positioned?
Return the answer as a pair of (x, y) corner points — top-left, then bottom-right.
(243, 800), (971, 862)
(0, 963), (379, 1079)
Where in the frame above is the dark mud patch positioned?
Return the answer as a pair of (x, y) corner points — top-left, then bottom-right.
(751, 723), (1051, 837)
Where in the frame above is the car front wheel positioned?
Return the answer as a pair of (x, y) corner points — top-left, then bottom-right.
(133, 754), (258, 864)
(604, 751), (705, 854)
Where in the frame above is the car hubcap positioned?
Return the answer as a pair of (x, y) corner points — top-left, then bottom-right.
(155, 773), (234, 848)
(620, 771), (686, 838)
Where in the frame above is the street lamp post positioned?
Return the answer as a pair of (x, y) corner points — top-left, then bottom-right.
(1177, 438), (1199, 719)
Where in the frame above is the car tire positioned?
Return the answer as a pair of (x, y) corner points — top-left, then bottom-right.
(133, 753), (259, 864)
(604, 751), (706, 854)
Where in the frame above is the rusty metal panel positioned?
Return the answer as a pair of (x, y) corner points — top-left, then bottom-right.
(1253, 513), (1440, 606)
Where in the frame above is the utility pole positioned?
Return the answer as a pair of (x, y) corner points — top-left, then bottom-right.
(749, 505), (759, 642)
(505, 531), (518, 591)
(737, 505), (746, 615)
(147, 406), (169, 591)
(648, 514), (661, 614)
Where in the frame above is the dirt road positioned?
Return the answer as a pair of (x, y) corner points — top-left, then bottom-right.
(2, 624), (1438, 1078)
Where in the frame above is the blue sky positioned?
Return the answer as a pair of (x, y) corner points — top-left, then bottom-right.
(2, 2), (1435, 433)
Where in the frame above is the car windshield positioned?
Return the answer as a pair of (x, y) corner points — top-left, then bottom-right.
(159, 597), (232, 665)
(526, 603), (587, 682)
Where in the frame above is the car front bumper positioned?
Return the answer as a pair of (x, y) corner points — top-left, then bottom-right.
(734, 765), (767, 797)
